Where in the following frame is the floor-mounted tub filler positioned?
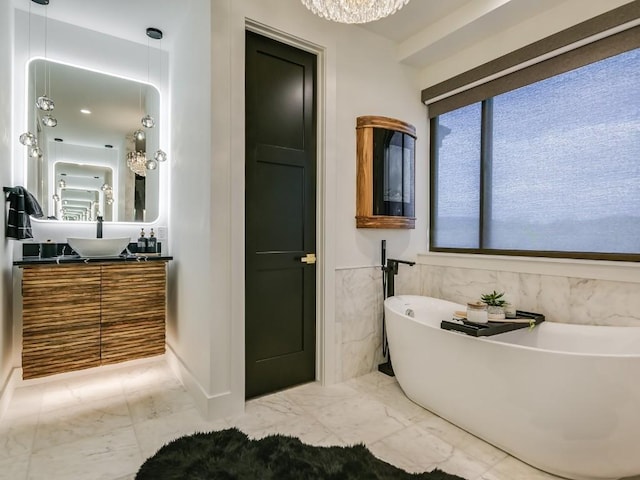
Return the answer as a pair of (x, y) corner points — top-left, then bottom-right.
(384, 295), (640, 480)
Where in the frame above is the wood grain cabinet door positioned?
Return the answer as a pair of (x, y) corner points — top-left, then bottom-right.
(100, 263), (166, 364)
(22, 265), (102, 379)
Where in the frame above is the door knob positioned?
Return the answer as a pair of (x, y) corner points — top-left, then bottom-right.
(300, 253), (316, 264)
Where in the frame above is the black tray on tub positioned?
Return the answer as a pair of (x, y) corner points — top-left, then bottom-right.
(440, 310), (545, 337)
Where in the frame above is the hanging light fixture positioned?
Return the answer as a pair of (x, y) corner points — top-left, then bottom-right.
(42, 113), (57, 127)
(20, 0), (37, 147)
(101, 183), (115, 205)
(19, 132), (37, 146)
(141, 114), (155, 128)
(146, 27), (169, 164)
(29, 145), (43, 158)
(127, 151), (147, 177)
(133, 129), (145, 141)
(140, 27), (163, 129)
(300, 0), (410, 23)
(145, 158), (158, 170)
(154, 149), (167, 163)
(35, 0), (55, 113)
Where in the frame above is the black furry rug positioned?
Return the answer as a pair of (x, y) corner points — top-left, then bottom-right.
(136, 428), (467, 480)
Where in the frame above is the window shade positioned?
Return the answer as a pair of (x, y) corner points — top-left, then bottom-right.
(423, 1), (640, 118)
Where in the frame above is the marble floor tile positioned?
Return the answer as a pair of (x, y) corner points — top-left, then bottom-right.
(2, 384), (44, 421)
(480, 455), (565, 480)
(281, 380), (361, 411)
(312, 394), (411, 445)
(40, 372), (125, 413)
(28, 425), (143, 480)
(352, 378), (436, 423)
(0, 414), (38, 460)
(34, 394), (132, 452)
(4, 358), (625, 480)
(134, 406), (228, 459)
(239, 411), (345, 447)
(119, 361), (182, 394)
(227, 390), (309, 433)
(435, 448), (492, 480)
(417, 415), (508, 467)
(367, 424), (453, 473)
(0, 452), (29, 480)
(125, 382), (195, 424)
(346, 370), (398, 392)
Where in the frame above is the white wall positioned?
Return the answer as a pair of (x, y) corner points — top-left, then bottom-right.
(166, 0), (217, 414)
(169, 0), (427, 418)
(0, 0), (15, 414)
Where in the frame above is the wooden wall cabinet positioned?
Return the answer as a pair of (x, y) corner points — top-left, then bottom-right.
(356, 115), (417, 229)
(21, 261), (167, 379)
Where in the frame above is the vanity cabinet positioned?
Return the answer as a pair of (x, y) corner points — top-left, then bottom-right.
(21, 261), (167, 379)
(22, 265), (102, 379)
(101, 263), (166, 365)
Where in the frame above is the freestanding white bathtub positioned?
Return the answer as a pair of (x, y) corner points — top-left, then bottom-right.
(384, 295), (640, 480)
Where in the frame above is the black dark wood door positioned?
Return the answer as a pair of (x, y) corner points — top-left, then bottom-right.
(245, 31), (317, 399)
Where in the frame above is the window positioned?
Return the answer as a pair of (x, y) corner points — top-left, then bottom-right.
(426, 9), (640, 261)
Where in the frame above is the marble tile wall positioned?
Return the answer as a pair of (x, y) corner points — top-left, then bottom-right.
(334, 264), (421, 383)
(418, 265), (640, 326)
(335, 263), (640, 381)
(334, 267), (383, 383)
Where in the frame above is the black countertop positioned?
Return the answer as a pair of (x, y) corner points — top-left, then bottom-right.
(14, 255), (173, 266)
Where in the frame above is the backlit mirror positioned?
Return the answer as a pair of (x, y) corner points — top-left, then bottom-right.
(27, 59), (161, 222)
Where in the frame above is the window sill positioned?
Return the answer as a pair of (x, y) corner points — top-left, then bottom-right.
(417, 251), (640, 284)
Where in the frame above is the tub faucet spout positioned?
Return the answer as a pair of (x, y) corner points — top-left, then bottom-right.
(383, 258), (415, 298)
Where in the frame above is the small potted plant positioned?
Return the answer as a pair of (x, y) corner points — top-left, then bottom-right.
(481, 290), (507, 320)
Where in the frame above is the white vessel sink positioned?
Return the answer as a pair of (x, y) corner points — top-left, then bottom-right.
(67, 237), (130, 257)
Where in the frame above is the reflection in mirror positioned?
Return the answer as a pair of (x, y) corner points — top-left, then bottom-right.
(54, 162), (112, 221)
(27, 59), (161, 222)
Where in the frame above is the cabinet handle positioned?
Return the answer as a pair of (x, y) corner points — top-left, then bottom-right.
(300, 253), (316, 264)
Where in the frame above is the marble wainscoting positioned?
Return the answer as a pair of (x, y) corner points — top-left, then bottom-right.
(418, 265), (640, 326)
(334, 264), (423, 383)
(335, 267), (383, 383)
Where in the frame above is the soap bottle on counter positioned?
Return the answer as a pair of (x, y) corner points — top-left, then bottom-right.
(147, 228), (157, 254)
(137, 228), (148, 253)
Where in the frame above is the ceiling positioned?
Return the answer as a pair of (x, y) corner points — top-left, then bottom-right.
(15, 0), (570, 153)
(358, 0), (561, 67)
(12, 0), (189, 49)
(14, 0), (565, 68)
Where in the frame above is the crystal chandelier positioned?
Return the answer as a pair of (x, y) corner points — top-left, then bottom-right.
(127, 151), (147, 177)
(300, 0), (410, 23)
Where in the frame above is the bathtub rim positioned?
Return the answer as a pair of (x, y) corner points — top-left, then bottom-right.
(384, 295), (640, 359)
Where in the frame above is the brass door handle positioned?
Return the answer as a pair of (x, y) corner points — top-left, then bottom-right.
(300, 253), (316, 264)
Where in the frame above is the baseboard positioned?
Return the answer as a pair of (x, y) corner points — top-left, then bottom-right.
(165, 345), (244, 421)
(0, 367), (22, 420)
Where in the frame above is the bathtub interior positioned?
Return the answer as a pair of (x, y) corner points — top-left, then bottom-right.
(387, 295), (640, 356)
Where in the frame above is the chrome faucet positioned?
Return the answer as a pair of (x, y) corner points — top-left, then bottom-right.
(97, 216), (103, 238)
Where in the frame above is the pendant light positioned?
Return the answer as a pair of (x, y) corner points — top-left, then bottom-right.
(140, 27), (162, 129)
(146, 27), (168, 164)
(300, 0), (410, 24)
(19, 0), (37, 147)
(42, 114), (57, 127)
(35, 0), (55, 114)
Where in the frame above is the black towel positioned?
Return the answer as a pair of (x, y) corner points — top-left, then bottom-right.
(5, 186), (44, 240)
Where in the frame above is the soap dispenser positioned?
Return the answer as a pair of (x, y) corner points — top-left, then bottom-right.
(147, 228), (157, 254)
(137, 228), (148, 253)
